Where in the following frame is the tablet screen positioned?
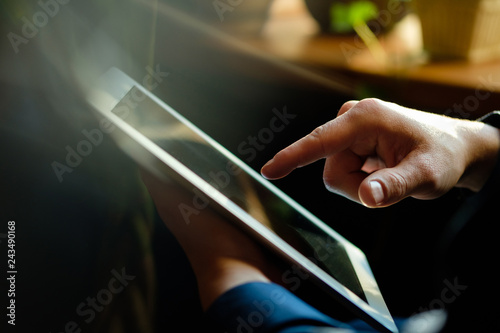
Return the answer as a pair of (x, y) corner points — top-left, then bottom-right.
(111, 86), (367, 302)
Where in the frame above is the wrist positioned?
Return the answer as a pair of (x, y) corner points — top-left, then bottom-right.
(457, 121), (500, 192)
(194, 257), (270, 311)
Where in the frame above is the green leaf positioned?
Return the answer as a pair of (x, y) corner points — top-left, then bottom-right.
(330, 1), (379, 33)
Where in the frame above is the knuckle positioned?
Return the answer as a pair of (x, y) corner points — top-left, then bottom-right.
(310, 124), (325, 140)
(407, 153), (449, 199)
(418, 159), (446, 196)
(322, 160), (337, 191)
(356, 98), (383, 112)
(415, 153), (439, 182)
(322, 160), (344, 195)
(422, 166), (440, 189)
(323, 174), (337, 192)
(349, 98), (390, 125)
(338, 100), (358, 116)
(385, 170), (409, 198)
(309, 125), (328, 155)
(323, 175), (346, 197)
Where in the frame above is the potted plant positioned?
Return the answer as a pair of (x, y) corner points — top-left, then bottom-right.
(413, 0), (500, 62)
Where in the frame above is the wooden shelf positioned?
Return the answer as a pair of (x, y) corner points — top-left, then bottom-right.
(245, 1), (500, 118)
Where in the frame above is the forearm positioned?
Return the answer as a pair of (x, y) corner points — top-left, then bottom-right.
(176, 213), (272, 311)
(141, 172), (275, 311)
(193, 257), (270, 311)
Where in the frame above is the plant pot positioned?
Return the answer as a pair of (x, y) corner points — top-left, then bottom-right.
(413, 0), (500, 62)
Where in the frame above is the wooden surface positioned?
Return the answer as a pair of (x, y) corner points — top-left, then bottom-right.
(246, 0), (500, 117)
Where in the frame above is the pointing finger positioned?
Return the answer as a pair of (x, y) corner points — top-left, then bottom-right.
(261, 115), (356, 179)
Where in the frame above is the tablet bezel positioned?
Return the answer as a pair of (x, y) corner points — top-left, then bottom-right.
(86, 67), (398, 333)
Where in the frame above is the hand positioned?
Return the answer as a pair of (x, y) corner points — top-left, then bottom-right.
(141, 171), (273, 310)
(261, 99), (500, 208)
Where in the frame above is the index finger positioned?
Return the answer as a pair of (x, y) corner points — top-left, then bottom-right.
(260, 115), (356, 180)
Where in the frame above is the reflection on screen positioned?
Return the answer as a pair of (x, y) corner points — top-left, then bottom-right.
(112, 87), (366, 302)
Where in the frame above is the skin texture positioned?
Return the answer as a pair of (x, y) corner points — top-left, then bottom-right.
(142, 99), (500, 311)
(261, 99), (500, 208)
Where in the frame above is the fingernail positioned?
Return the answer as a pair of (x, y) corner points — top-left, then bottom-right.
(263, 158), (274, 168)
(370, 181), (385, 205)
(261, 159), (274, 177)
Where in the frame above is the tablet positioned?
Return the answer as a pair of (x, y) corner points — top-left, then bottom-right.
(86, 67), (398, 333)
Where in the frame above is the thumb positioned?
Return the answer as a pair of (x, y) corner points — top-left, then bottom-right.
(359, 165), (415, 208)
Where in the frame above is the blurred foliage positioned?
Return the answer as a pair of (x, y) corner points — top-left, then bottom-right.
(330, 0), (379, 33)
